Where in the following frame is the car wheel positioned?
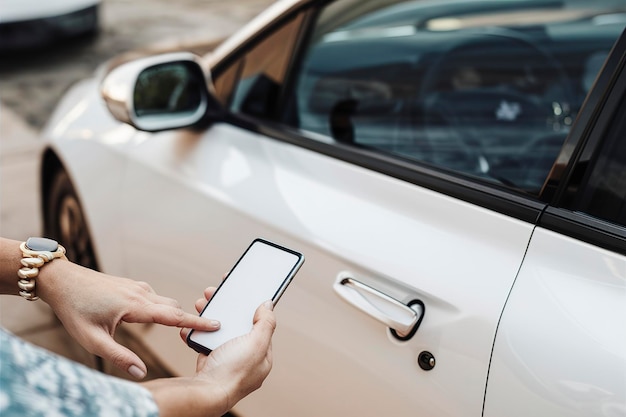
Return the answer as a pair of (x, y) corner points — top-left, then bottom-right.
(45, 170), (99, 271)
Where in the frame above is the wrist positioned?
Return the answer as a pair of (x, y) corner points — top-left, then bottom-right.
(33, 256), (72, 306)
(0, 238), (24, 295)
(143, 377), (230, 417)
(17, 237), (67, 301)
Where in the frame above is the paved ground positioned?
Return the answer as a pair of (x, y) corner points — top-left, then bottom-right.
(0, 0), (273, 381)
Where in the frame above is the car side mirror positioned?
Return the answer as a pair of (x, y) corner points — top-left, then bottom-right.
(101, 52), (219, 132)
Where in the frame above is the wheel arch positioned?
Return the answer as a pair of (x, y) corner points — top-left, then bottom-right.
(40, 147), (101, 271)
(40, 147), (64, 225)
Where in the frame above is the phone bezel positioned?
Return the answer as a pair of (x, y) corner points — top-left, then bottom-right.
(187, 238), (304, 355)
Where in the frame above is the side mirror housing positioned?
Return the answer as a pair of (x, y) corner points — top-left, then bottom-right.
(101, 52), (218, 132)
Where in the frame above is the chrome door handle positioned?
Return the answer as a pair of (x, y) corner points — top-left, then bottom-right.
(333, 273), (423, 337)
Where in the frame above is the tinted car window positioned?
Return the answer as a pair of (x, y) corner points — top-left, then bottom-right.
(570, 92), (626, 227)
(284, 0), (626, 195)
(213, 13), (305, 117)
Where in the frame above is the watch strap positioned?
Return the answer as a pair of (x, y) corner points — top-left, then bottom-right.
(18, 238), (67, 301)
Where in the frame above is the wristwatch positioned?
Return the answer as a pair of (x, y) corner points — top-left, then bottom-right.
(18, 237), (67, 301)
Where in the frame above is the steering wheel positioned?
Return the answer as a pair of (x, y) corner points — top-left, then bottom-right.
(416, 30), (574, 186)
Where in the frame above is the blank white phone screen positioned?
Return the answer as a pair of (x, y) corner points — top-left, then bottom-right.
(189, 240), (302, 351)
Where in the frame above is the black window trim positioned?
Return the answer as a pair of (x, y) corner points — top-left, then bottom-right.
(212, 1), (626, 242)
(539, 207), (626, 256)
(225, 111), (547, 223)
(214, 0), (548, 224)
(538, 29), (626, 256)
(543, 27), (626, 204)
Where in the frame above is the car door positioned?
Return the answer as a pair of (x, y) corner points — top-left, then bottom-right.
(117, 1), (625, 416)
(485, 33), (626, 416)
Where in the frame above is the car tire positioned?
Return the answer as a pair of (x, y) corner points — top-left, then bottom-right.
(45, 169), (99, 271)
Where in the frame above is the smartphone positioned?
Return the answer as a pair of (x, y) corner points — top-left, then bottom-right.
(187, 238), (305, 354)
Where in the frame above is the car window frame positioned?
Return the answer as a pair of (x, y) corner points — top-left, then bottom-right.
(208, 1), (626, 231)
(539, 28), (626, 256)
(210, 6), (313, 111)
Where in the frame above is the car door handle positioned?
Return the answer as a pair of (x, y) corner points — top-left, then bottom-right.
(333, 273), (423, 337)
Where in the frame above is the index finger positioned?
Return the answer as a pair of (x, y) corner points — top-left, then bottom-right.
(124, 304), (220, 331)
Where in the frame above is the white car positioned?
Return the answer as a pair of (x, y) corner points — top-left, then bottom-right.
(0, 0), (99, 50)
(39, 0), (626, 416)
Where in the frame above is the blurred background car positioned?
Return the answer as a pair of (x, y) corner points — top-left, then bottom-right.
(0, 0), (100, 50)
(38, 0), (626, 416)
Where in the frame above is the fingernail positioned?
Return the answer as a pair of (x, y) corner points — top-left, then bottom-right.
(264, 301), (274, 311)
(210, 320), (221, 328)
(128, 365), (146, 380)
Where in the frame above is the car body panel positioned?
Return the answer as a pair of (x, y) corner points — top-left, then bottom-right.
(104, 121), (536, 416)
(485, 228), (626, 416)
(44, 78), (131, 276)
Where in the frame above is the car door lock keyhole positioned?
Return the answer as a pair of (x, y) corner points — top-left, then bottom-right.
(418, 351), (436, 371)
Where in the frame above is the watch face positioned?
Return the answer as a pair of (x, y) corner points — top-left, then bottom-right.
(26, 237), (59, 252)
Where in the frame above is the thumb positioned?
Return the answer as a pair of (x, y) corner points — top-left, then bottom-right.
(252, 301), (277, 336)
(87, 331), (148, 379)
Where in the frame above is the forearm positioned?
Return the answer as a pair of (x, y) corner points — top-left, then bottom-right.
(142, 377), (230, 417)
(0, 237), (27, 295)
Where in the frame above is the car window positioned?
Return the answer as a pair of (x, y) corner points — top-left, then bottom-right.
(212, 12), (305, 117)
(568, 92), (626, 227)
(283, 0), (626, 196)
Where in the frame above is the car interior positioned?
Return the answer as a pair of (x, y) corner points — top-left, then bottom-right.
(285, 0), (625, 195)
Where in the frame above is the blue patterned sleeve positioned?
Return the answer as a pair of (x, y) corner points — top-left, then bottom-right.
(0, 328), (159, 417)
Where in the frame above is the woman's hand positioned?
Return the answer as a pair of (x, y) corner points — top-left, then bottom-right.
(147, 288), (276, 417)
(180, 287), (276, 410)
(195, 301), (275, 409)
(36, 259), (220, 379)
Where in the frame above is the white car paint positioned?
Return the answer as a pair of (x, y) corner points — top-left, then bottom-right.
(45, 85), (537, 414)
(485, 228), (626, 417)
(44, 78), (131, 276)
(78, 119), (534, 416)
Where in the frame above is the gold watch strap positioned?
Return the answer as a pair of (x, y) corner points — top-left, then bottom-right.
(18, 238), (67, 301)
